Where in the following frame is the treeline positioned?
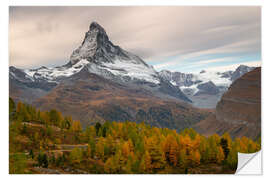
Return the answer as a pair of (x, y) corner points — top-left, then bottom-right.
(9, 97), (82, 153)
(9, 98), (261, 174)
(9, 98), (81, 131)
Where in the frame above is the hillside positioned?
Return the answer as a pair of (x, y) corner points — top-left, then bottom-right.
(193, 67), (261, 139)
(9, 98), (260, 174)
(33, 68), (206, 129)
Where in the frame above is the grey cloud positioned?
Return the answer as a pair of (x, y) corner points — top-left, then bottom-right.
(9, 6), (261, 69)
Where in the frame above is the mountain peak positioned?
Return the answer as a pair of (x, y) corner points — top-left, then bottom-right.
(69, 22), (110, 65)
(89, 21), (106, 33)
(87, 21), (109, 44)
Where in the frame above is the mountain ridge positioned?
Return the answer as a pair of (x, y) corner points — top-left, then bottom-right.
(158, 65), (256, 108)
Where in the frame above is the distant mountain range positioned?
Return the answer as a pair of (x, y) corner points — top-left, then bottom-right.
(159, 65), (255, 108)
(10, 22), (206, 130)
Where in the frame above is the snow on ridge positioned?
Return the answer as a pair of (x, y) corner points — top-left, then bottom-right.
(23, 59), (90, 81)
(24, 69), (36, 78)
(23, 56), (160, 85)
(194, 71), (232, 87)
(166, 70), (233, 96)
(91, 59), (160, 84)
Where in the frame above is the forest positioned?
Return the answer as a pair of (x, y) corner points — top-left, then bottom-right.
(9, 97), (261, 174)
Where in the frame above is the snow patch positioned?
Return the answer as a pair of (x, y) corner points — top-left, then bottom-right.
(24, 59), (90, 81)
(194, 71), (232, 87)
(180, 84), (199, 95)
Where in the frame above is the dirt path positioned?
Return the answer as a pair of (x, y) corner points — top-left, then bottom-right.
(22, 122), (63, 132)
(57, 144), (88, 150)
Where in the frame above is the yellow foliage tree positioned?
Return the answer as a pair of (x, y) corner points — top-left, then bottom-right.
(95, 139), (104, 161)
(169, 138), (179, 166)
(104, 157), (118, 173)
(144, 151), (152, 173)
(87, 144), (91, 158)
(71, 121), (82, 133)
(216, 146), (225, 164)
(193, 150), (201, 165)
(69, 147), (83, 164)
(122, 141), (131, 159)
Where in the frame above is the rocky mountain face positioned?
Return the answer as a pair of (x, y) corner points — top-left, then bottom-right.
(10, 22), (204, 130)
(195, 81), (220, 96)
(158, 70), (201, 87)
(159, 65), (255, 108)
(230, 65), (255, 82)
(193, 67), (261, 139)
(10, 22), (190, 104)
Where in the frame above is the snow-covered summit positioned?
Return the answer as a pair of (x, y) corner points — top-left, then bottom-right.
(70, 21), (160, 84)
(23, 22), (160, 84)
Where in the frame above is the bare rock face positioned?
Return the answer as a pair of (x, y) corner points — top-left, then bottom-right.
(215, 67), (261, 139)
(195, 81), (220, 96)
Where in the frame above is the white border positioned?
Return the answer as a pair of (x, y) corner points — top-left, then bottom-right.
(1, 0), (270, 180)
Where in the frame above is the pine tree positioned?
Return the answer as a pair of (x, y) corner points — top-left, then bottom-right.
(29, 149), (34, 159)
(95, 122), (102, 136)
(220, 138), (230, 159)
(43, 154), (48, 168)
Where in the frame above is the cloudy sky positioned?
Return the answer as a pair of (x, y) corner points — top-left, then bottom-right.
(9, 6), (261, 73)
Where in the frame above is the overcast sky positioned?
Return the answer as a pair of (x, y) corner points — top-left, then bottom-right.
(9, 6), (261, 73)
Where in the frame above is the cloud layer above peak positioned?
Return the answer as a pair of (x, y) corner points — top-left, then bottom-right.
(9, 6), (261, 72)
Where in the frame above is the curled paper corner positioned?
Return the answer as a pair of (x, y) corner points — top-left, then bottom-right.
(235, 150), (262, 175)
